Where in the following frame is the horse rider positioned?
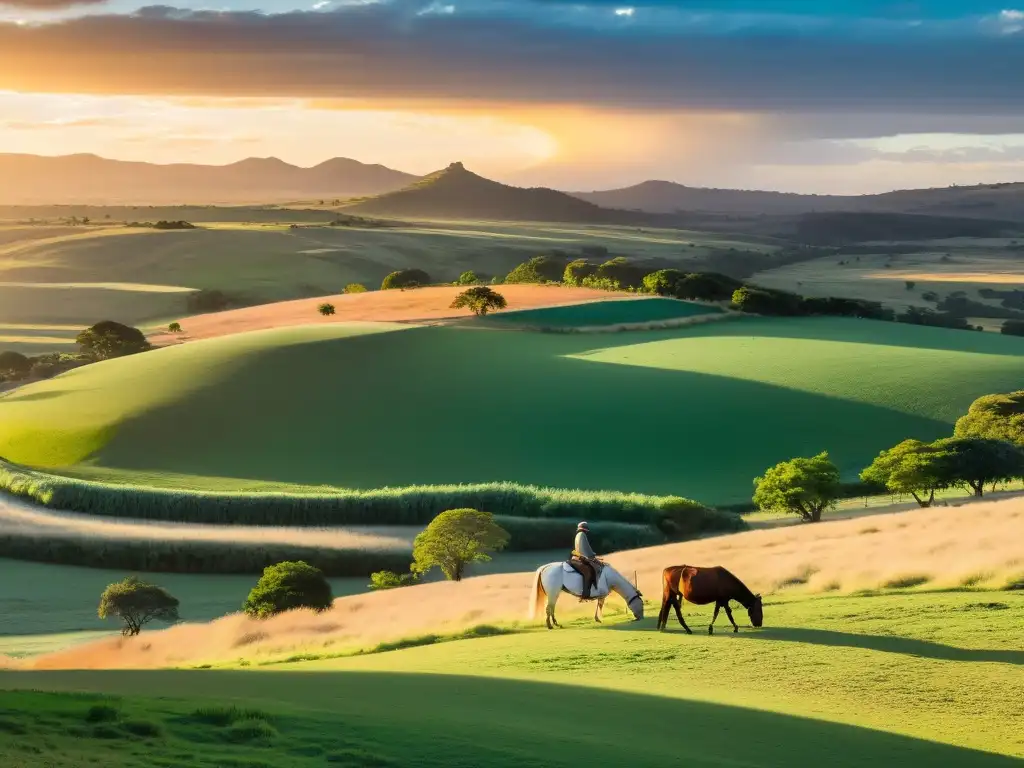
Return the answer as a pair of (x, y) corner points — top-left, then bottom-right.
(572, 521), (601, 600)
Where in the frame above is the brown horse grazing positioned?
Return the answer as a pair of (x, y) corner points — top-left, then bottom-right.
(658, 565), (763, 634)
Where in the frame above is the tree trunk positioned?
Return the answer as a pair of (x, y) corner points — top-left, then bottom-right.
(972, 481), (984, 497)
(810, 506), (823, 522)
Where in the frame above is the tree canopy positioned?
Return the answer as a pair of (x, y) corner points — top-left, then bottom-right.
(381, 269), (430, 290)
(753, 452), (841, 522)
(76, 321), (151, 360)
(344, 283), (368, 294)
(860, 439), (952, 507)
(563, 259), (598, 286)
(954, 391), (1024, 448)
(98, 576), (180, 636)
(0, 350), (32, 378)
(450, 286), (508, 316)
(504, 255), (566, 285)
(318, 302), (336, 316)
(242, 561), (334, 619)
(937, 437), (1024, 497)
(412, 509), (510, 581)
(456, 271), (482, 286)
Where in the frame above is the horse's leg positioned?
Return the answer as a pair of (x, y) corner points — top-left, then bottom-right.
(594, 597), (604, 623)
(673, 594), (692, 634)
(708, 603), (721, 635)
(723, 602), (739, 633)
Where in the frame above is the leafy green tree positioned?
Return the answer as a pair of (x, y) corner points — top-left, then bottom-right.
(98, 576), (179, 636)
(318, 302), (336, 316)
(243, 561), (334, 619)
(368, 571), (419, 590)
(381, 269), (431, 290)
(167, 322), (182, 333)
(936, 437), (1024, 497)
(860, 439), (953, 507)
(732, 286), (803, 316)
(504, 255), (566, 285)
(594, 257), (646, 289)
(642, 269), (685, 296)
(76, 321), (151, 360)
(753, 452), (841, 522)
(344, 283), (368, 294)
(954, 391), (1024, 448)
(412, 509), (510, 582)
(456, 271), (481, 286)
(563, 259), (598, 286)
(450, 286), (507, 316)
(0, 350), (32, 379)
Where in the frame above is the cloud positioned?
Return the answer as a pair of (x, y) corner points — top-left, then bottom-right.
(0, 0), (105, 8)
(0, 1), (1022, 122)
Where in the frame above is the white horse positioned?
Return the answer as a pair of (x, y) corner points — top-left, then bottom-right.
(529, 560), (644, 629)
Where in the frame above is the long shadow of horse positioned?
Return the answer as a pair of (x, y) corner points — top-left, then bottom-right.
(602, 619), (1022, 665)
(740, 626), (1023, 665)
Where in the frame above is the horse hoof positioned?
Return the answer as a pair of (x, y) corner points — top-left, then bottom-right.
(708, 626), (714, 635)
(733, 627), (739, 633)
(685, 629), (692, 635)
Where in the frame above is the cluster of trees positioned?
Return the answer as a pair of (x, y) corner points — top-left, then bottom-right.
(0, 350), (88, 383)
(381, 268), (431, 290)
(125, 220), (196, 230)
(752, 390), (1024, 520)
(96, 509), (510, 635)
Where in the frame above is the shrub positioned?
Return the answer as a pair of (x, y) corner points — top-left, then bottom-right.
(344, 283), (368, 294)
(153, 220), (195, 230)
(225, 719), (277, 743)
(800, 296), (894, 320)
(642, 269), (685, 296)
(381, 269), (430, 290)
(456, 271), (481, 286)
(753, 452), (841, 522)
(243, 561), (334, 618)
(368, 570), (419, 590)
(897, 307), (971, 330)
(97, 576), (180, 636)
(0, 351), (32, 379)
(673, 272), (743, 301)
(563, 259), (598, 286)
(905, 280), (916, 290)
(412, 509), (509, 581)
(580, 275), (622, 291)
(450, 286), (507, 316)
(1001, 320), (1024, 336)
(167, 322), (182, 333)
(76, 321), (151, 360)
(732, 286), (802, 316)
(954, 390), (1024, 447)
(186, 289), (233, 313)
(318, 303), (336, 316)
(504, 256), (567, 284)
(594, 257), (647, 289)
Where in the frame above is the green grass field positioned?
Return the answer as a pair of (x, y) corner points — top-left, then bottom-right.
(2, 315), (1023, 503)
(483, 297), (721, 328)
(1, 591), (1020, 766)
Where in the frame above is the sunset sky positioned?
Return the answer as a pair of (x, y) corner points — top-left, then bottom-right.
(2, 0), (1024, 192)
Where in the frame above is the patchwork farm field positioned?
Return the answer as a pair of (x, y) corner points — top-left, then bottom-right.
(0, 501), (1021, 766)
(0, 217), (775, 352)
(2, 314), (1023, 504)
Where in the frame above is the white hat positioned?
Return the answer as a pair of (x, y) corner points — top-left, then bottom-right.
(577, 521), (589, 531)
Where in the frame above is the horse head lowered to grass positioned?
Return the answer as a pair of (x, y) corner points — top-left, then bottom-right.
(658, 565), (762, 634)
(529, 559), (644, 629)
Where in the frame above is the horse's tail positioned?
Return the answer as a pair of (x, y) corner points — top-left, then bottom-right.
(528, 565), (546, 621)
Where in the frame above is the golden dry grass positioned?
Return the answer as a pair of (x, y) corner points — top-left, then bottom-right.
(15, 497), (1021, 671)
(147, 284), (632, 344)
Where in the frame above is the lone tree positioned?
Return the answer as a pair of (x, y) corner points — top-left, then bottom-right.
(937, 437), (1024, 497)
(450, 286), (507, 316)
(0, 350), (32, 379)
(98, 576), (180, 637)
(318, 302), (336, 316)
(753, 452), (841, 522)
(167, 322), (182, 333)
(76, 321), (150, 360)
(954, 391), (1024, 448)
(456, 270), (481, 286)
(860, 439), (952, 507)
(242, 561), (334, 619)
(344, 283), (368, 294)
(412, 509), (510, 582)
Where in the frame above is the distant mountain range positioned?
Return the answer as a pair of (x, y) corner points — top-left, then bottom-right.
(0, 153), (416, 205)
(575, 179), (1024, 221)
(345, 162), (628, 223)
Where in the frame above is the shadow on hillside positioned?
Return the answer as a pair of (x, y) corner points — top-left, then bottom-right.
(1, 669), (1018, 767)
(745, 626), (1024, 665)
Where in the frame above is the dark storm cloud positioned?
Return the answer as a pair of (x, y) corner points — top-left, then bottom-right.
(1, 1), (1022, 115)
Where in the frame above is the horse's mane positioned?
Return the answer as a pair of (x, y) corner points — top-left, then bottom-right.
(718, 566), (757, 608)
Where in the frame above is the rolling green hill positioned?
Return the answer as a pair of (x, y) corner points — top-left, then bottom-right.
(2, 313), (1023, 504)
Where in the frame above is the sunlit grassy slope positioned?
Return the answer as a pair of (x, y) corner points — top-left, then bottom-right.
(1, 591), (1020, 766)
(2, 315), (1023, 502)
